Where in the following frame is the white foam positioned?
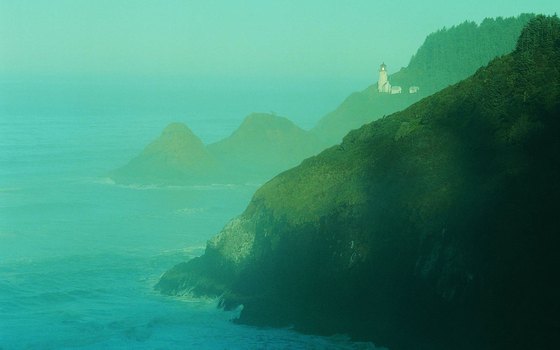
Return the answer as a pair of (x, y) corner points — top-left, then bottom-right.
(93, 177), (116, 185)
(93, 178), (248, 191)
(173, 207), (206, 216)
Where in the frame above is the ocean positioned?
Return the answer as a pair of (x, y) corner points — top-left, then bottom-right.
(0, 77), (380, 349)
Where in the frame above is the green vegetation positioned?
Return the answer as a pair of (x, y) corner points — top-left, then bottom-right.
(111, 15), (534, 186)
(158, 16), (560, 350)
(392, 14), (535, 92)
(110, 122), (221, 184)
(208, 113), (321, 182)
(111, 113), (323, 185)
(313, 14), (535, 145)
(311, 86), (423, 146)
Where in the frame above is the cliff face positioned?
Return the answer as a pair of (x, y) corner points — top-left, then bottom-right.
(157, 16), (560, 350)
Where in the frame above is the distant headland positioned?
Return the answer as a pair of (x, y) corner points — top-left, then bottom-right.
(110, 14), (535, 186)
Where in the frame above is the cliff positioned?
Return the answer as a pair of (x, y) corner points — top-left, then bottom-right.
(157, 16), (560, 350)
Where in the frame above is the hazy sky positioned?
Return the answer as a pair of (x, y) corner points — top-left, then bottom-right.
(1, 0), (559, 80)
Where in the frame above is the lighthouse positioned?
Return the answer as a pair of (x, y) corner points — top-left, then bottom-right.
(378, 63), (391, 93)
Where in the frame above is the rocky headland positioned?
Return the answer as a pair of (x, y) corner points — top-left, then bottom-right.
(110, 122), (221, 185)
(157, 16), (560, 349)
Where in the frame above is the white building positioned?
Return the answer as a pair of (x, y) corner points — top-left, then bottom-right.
(378, 63), (419, 95)
(391, 86), (402, 94)
(378, 63), (391, 93)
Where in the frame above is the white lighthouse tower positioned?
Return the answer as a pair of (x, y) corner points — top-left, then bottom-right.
(378, 63), (391, 93)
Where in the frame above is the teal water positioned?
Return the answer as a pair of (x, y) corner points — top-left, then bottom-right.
(0, 79), (379, 349)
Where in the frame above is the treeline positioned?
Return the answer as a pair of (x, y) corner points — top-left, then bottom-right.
(391, 13), (535, 93)
(516, 14), (560, 54)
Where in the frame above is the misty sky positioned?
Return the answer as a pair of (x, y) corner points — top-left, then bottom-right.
(1, 1), (559, 81)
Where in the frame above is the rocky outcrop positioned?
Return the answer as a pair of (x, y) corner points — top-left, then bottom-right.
(208, 113), (322, 182)
(110, 113), (322, 185)
(110, 122), (221, 185)
(157, 16), (560, 350)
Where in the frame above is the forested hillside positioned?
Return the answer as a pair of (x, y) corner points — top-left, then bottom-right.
(158, 15), (560, 350)
(314, 14), (535, 144)
(391, 14), (535, 93)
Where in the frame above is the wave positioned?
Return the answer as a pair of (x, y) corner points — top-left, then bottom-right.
(1, 249), (384, 350)
(173, 207), (206, 216)
(156, 246), (206, 261)
(91, 177), (254, 191)
(92, 176), (116, 185)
